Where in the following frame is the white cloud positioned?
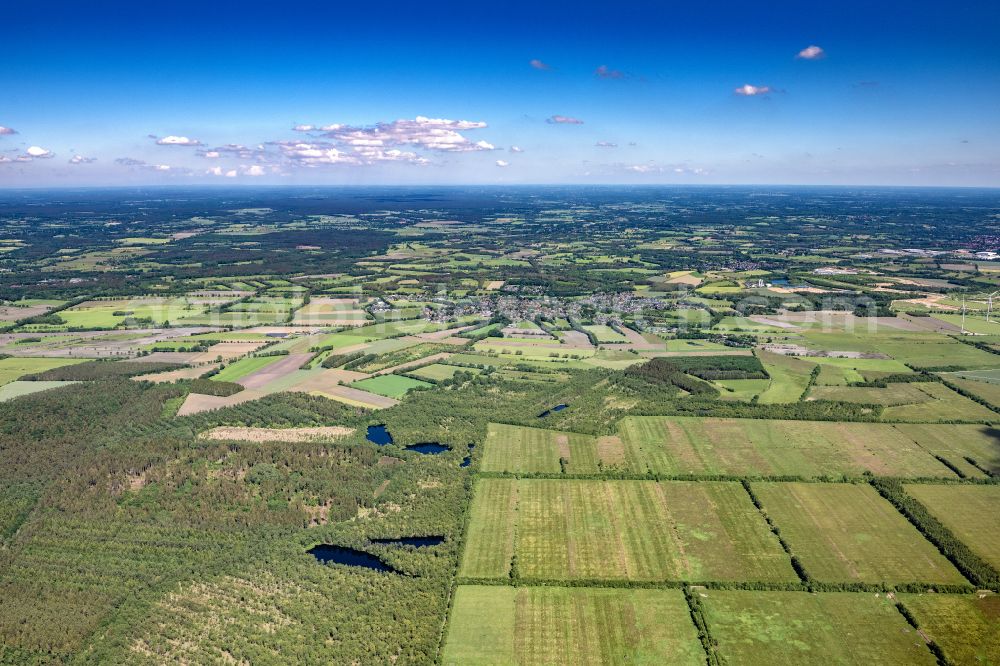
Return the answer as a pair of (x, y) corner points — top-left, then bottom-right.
(509, 145), (524, 153)
(796, 45), (825, 60)
(625, 164), (660, 173)
(207, 166), (239, 177)
(530, 59), (551, 70)
(547, 115), (584, 125)
(116, 157), (188, 173)
(496, 160), (510, 167)
(199, 144), (259, 159)
(595, 141), (618, 148)
(68, 155), (96, 164)
(319, 116), (492, 153)
(292, 124), (316, 132)
(595, 65), (626, 79)
(155, 135), (202, 146)
(734, 84), (772, 96)
(0, 126), (16, 135)
(25, 146), (54, 159)
(244, 165), (265, 176)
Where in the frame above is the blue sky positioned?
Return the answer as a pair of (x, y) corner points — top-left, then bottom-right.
(1, 0), (998, 187)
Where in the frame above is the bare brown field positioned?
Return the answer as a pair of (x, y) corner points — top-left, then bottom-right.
(175, 389), (267, 416)
(198, 426), (354, 442)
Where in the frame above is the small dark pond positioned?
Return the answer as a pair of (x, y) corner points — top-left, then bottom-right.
(366, 424), (393, 446)
(538, 404), (569, 417)
(405, 443), (450, 455)
(307, 544), (398, 573)
(460, 443), (475, 467)
(371, 536), (445, 547)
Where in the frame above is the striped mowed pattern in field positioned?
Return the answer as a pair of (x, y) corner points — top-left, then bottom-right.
(703, 590), (938, 665)
(893, 423), (1000, 478)
(481, 423), (613, 474)
(459, 478), (518, 578)
(904, 484), (1000, 570)
(617, 416), (958, 479)
(753, 482), (966, 585)
(461, 479), (796, 583)
(442, 586), (704, 666)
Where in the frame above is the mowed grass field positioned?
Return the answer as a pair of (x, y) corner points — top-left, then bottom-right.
(756, 350), (815, 403)
(481, 423), (605, 474)
(211, 355), (286, 383)
(899, 593), (1000, 665)
(878, 382), (997, 422)
(0, 380), (78, 402)
(752, 482), (965, 585)
(616, 416), (955, 479)
(702, 591), (937, 665)
(460, 479), (796, 583)
(944, 375), (1000, 409)
(406, 363), (480, 382)
(349, 374), (432, 398)
(893, 423), (1000, 478)
(904, 484), (1000, 569)
(875, 339), (1000, 369)
(0, 357), (87, 386)
(442, 586), (704, 666)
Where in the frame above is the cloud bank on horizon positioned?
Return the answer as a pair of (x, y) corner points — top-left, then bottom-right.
(0, 0), (998, 187)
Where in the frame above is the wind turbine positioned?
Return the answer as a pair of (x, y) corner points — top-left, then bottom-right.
(988, 291), (1000, 323)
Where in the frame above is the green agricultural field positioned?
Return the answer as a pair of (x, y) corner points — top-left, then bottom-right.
(211, 355), (286, 383)
(904, 484), (1000, 569)
(461, 478), (796, 583)
(616, 416), (954, 479)
(661, 339), (732, 353)
(481, 423), (602, 474)
(352, 342), (453, 373)
(944, 367), (1000, 384)
(703, 591), (937, 665)
(756, 350), (815, 403)
(943, 375), (1000, 408)
(712, 378), (771, 400)
(875, 339), (1000, 369)
(442, 586), (704, 666)
(899, 594), (1000, 665)
(0, 357), (87, 386)
(932, 314), (1000, 334)
(752, 482), (965, 585)
(893, 423), (1000, 478)
(406, 363), (480, 382)
(458, 478), (518, 578)
(0, 380), (79, 402)
(879, 382), (997, 422)
(349, 374), (432, 398)
(808, 382), (934, 405)
(582, 324), (627, 343)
